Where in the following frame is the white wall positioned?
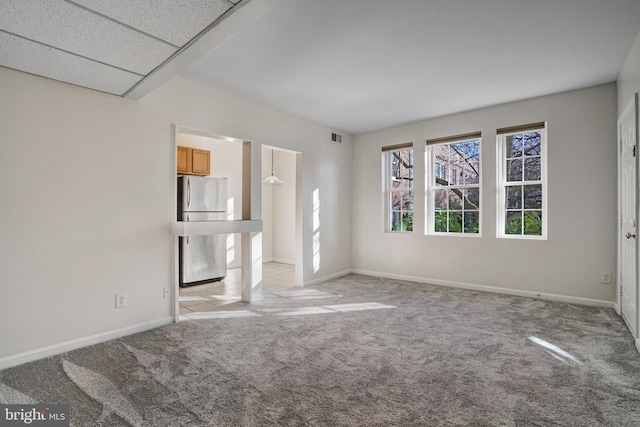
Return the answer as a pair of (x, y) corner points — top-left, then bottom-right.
(265, 148), (297, 264)
(261, 148), (274, 262)
(177, 132), (243, 268)
(0, 70), (352, 363)
(0, 67), (174, 360)
(352, 84), (618, 303)
(618, 29), (640, 114)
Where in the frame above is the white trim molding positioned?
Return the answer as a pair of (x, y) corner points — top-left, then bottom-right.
(303, 269), (352, 287)
(0, 317), (174, 371)
(351, 269), (615, 309)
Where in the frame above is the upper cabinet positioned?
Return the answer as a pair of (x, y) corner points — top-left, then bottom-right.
(177, 146), (191, 174)
(177, 146), (210, 176)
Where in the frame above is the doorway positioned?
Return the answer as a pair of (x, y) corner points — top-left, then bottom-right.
(175, 129), (247, 317)
(618, 93), (639, 345)
(262, 145), (302, 291)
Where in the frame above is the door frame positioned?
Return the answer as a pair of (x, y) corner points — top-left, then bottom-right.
(617, 93), (640, 353)
(172, 125), (258, 323)
(261, 144), (304, 287)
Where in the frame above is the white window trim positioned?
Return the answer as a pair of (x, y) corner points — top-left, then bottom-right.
(425, 138), (482, 237)
(496, 126), (548, 240)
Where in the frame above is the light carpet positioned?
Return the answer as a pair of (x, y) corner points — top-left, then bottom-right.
(1, 274), (639, 426)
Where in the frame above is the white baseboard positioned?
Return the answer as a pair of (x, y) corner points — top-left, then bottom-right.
(351, 269), (615, 309)
(613, 303), (621, 316)
(636, 338), (640, 355)
(303, 269), (352, 287)
(0, 316), (174, 371)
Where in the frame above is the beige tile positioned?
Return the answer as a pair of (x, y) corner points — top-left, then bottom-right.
(179, 263), (295, 303)
(179, 306), (193, 315)
(179, 298), (211, 307)
(187, 302), (219, 313)
(209, 296), (241, 306)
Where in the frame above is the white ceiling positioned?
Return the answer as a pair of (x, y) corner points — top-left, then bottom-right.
(0, 0), (243, 96)
(1, 0), (639, 134)
(181, 0), (640, 134)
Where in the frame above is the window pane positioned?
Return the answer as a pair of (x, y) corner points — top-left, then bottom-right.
(523, 211), (542, 235)
(434, 189), (447, 210)
(464, 211), (479, 233)
(523, 185), (542, 209)
(455, 140), (480, 161)
(464, 161), (480, 184)
(464, 188), (480, 209)
(523, 132), (541, 155)
(506, 159), (522, 182)
(523, 157), (541, 181)
(505, 211), (522, 234)
(506, 186), (521, 209)
(449, 211), (463, 232)
(391, 179), (407, 190)
(434, 162), (444, 183)
(450, 142), (466, 157)
(434, 212), (447, 232)
(506, 134), (523, 158)
(434, 145), (451, 164)
(435, 163), (448, 186)
(391, 212), (402, 231)
(405, 190), (414, 211)
(392, 190), (413, 211)
(451, 163), (464, 186)
(448, 190), (462, 210)
(390, 191), (402, 211)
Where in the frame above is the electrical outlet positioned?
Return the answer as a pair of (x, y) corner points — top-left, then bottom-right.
(601, 272), (612, 284)
(115, 293), (127, 308)
(163, 287), (170, 299)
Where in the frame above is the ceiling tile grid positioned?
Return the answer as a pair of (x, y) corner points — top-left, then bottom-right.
(0, 31), (141, 95)
(1, 0), (177, 76)
(70, 0), (234, 47)
(0, 0), (240, 96)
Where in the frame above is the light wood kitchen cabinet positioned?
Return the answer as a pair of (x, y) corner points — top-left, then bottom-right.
(177, 146), (191, 174)
(177, 146), (210, 176)
(191, 148), (210, 175)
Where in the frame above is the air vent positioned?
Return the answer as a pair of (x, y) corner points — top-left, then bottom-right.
(331, 133), (343, 144)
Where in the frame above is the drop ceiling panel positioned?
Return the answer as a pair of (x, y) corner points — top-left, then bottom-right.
(71, 0), (233, 46)
(0, 0), (177, 75)
(0, 32), (141, 95)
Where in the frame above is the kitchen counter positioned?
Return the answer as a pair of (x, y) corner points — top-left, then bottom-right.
(173, 220), (262, 236)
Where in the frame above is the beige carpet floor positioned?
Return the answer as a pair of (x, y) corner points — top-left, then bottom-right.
(1, 274), (639, 426)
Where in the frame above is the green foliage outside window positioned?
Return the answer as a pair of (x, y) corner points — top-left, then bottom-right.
(434, 211), (479, 233)
(505, 211), (542, 235)
(392, 212), (413, 232)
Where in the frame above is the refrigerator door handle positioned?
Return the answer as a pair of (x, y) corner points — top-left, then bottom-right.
(186, 178), (191, 210)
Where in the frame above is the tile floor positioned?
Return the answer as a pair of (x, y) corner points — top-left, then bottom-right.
(179, 262), (295, 315)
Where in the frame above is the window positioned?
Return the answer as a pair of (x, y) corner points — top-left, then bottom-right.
(497, 123), (547, 239)
(426, 133), (481, 235)
(383, 143), (414, 232)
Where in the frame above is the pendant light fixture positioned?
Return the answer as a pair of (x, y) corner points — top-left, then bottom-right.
(263, 148), (284, 184)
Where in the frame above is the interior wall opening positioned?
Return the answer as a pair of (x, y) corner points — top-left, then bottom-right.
(262, 145), (301, 291)
(175, 128), (252, 319)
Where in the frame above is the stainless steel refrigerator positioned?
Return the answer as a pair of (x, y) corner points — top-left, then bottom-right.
(177, 176), (228, 287)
